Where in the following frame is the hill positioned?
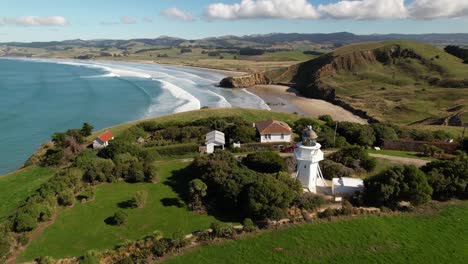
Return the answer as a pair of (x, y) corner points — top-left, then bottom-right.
(222, 41), (468, 125)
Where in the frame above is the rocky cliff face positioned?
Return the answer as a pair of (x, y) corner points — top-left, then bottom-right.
(219, 72), (271, 88)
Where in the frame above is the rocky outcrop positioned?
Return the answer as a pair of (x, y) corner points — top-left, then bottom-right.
(219, 72), (271, 88)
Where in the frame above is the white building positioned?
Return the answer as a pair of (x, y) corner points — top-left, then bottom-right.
(93, 131), (114, 149)
(205, 130), (225, 154)
(255, 120), (292, 143)
(332, 177), (364, 196)
(294, 126), (327, 193)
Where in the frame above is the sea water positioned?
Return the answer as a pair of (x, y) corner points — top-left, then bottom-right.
(0, 58), (269, 174)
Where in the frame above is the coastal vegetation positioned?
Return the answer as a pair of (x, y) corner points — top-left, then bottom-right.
(0, 108), (466, 263)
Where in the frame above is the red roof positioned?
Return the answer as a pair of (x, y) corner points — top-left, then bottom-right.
(97, 131), (114, 143)
(255, 120), (292, 134)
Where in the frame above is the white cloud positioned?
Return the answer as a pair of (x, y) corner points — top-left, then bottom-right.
(318, 0), (408, 20)
(0, 16), (68, 26)
(161, 8), (195, 22)
(409, 0), (468, 19)
(120, 16), (137, 24)
(143, 17), (154, 23)
(205, 0), (319, 20)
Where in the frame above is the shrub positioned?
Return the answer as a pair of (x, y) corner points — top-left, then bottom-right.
(242, 218), (257, 232)
(133, 190), (148, 208)
(109, 211), (128, 226)
(371, 123), (398, 146)
(318, 208), (335, 219)
(80, 250), (100, 264)
(57, 190), (75, 206)
(320, 160), (353, 180)
(296, 193), (325, 211)
(422, 160), (468, 200)
(171, 231), (188, 249)
(330, 146), (376, 172)
(337, 122), (376, 146)
(243, 151), (286, 174)
(152, 238), (170, 257)
(188, 179), (207, 210)
(36, 256), (56, 264)
(0, 231), (10, 261)
(364, 165), (433, 207)
(210, 223), (235, 238)
(17, 233), (29, 246)
(340, 200), (354, 216)
(14, 213), (38, 232)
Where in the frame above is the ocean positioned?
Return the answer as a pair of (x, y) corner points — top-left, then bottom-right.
(0, 58), (269, 175)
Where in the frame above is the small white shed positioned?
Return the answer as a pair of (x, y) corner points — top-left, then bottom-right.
(332, 177), (364, 196)
(205, 130), (225, 154)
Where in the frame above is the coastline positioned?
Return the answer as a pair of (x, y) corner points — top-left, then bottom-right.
(246, 85), (368, 124)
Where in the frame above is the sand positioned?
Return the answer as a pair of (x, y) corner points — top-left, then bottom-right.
(247, 85), (368, 124)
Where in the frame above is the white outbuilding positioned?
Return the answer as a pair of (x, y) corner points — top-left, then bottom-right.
(332, 177), (364, 196)
(205, 130), (225, 154)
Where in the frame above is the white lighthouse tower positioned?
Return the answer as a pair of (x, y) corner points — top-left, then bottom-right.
(294, 126), (327, 193)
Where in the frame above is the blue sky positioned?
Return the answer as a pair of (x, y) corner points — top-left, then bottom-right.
(1, 0), (467, 42)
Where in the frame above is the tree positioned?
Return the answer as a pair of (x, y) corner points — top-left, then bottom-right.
(364, 165), (432, 207)
(58, 190), (75, 206)
(81, 123), (94, 137)
(330, 146), (376, 172)
(371, 123), (398, 146)
(188, 179), (207, 210)
(422, 160), (468, 200)
(242, 172), (301, 220)
(243, 151), (286, 174)
(109, 211), (128, 226)
(133, 190), (148, 208)
(227, 125), (257, 143)
(337, 122), (376, 146)
(293, 118), (322, 134)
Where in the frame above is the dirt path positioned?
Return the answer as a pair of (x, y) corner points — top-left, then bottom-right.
(247, 85), (368, 124)
(369, 154), (429, 167)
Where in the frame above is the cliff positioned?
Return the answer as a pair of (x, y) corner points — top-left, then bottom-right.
(219, 72), (271, 88)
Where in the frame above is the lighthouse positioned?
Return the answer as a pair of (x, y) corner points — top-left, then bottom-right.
(294, 126), (326, 193)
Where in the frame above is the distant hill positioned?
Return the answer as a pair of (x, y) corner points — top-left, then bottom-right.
(2, 32), (468, 49)
(222, 40), (468, 125)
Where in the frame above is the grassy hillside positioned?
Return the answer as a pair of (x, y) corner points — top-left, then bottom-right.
(164, 203), (468, 264)
(0, 166), (55, 221)
(268, 40), (468, 125)
(20, 160), (228, 261)
(91, 108), (302, 138)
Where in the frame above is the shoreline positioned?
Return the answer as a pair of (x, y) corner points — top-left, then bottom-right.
(246, 85), (368, 124)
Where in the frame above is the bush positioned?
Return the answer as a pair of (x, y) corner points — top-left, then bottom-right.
(337, 122), (376, 146)
(210, 223), (235, 238)
(242, 218), (257, 232)
(14, 213), (38, 232)
(320, 160), (353, 180)
(133, 190), (148, 208)
(57, 190), (75, 206)
(364, 165), (433, 207)
(17, 233), (29, 246)
(109, 211), (128, 226)
(188, 179), (207, 210)
(296, 193), (325, 211)
(330, 146), (376, 172)
(36, 256), (56, 264)
(152, 238), (170, 257)
(171, 231), (188, 249)
(243, 151), (286, 174)
(80, 250), (100, 264)
(422, 160), (468, 200)
(371, 123), (398, 146)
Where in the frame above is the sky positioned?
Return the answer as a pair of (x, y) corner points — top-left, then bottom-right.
(1, 0), (468, 42)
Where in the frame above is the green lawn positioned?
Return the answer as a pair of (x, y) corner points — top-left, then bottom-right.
(367, 149), (435, 161)
(164, 203), (468, 264)
(20, 160), (226, 261)
(0, 166), (55, 220)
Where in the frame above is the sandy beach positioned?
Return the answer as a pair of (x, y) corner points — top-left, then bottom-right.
(247, 85), (368, 124)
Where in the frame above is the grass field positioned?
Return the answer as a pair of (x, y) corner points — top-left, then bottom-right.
(20, 160), (227, 261)
(0, 166), (55, 220)
(164, 203), (468, 264)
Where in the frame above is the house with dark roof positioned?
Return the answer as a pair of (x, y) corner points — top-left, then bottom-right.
(93, 131), (114, 149)
(254, 120), (292, 143)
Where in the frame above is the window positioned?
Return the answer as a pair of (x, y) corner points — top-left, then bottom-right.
(268, 134), (272, 139)
(281, 134), (284, 139)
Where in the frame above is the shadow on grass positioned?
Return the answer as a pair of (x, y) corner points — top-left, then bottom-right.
(118, 199), (137, 209)
(163, 166), (243, 223)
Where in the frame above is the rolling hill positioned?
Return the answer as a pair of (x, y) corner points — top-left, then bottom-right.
(222, 41), (468, 125)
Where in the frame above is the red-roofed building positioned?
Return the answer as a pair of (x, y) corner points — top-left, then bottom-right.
(255, 120), (292, 143)
(93, 131), (114, 149)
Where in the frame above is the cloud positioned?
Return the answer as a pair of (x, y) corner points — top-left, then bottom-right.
(120, 16), (137, 24)
(318, 0), (408, 20)
(205, 0), (319, 20)
(409, 0), (468, 19)
(161, 8), (195, 21)
(143, 17), (154, 23)
(0, 16), (68, 26)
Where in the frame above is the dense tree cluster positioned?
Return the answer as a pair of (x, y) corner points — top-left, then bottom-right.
(189, 151), (301, 220)
(444, 45), (468, 63)
(329, 146), (377, 173)
(422, 160), (468, 201)
(242, 151), (286, 174)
